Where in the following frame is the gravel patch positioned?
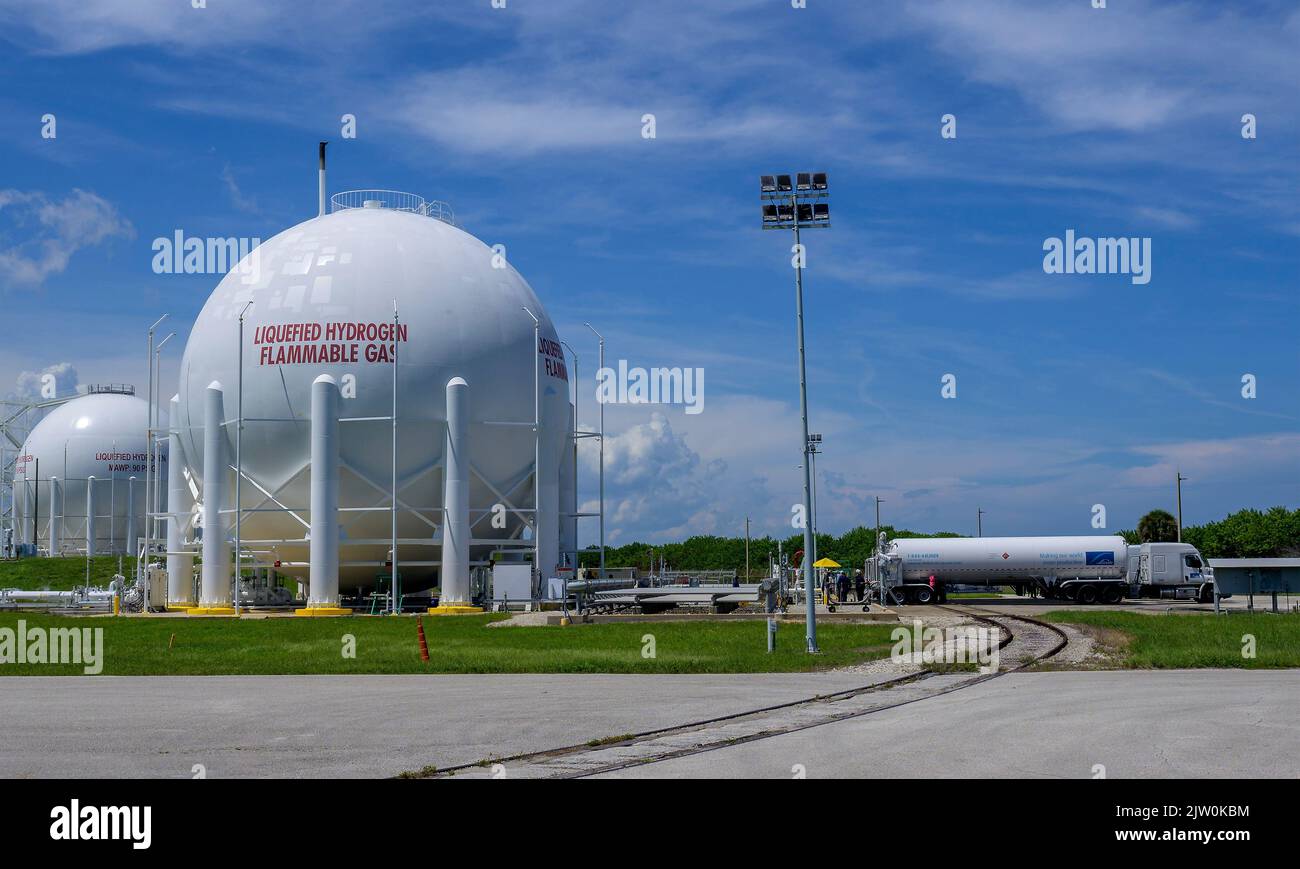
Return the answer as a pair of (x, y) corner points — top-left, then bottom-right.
(486, 612), (554, 628)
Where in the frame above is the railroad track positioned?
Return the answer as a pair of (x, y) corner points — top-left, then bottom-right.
(934, 604), (1070, 671)
(414, 607), (1067, 779)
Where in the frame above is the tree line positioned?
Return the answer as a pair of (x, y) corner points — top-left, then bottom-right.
(578, 506), (1298, 575)
(1123, 506), (1300, 558)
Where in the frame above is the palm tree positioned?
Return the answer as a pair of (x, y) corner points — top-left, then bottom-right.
(1137, 509), (1179, 543)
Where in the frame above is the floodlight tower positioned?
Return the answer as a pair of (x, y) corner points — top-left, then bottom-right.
(760, 172), (829, 653)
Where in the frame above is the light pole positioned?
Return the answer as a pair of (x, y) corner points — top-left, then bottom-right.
(761, 172), (829, 653)
(144, 314), (167, 582)
(977, 507), (985, 538)
(523, 307), (541, 595)
(875, 495), (885, 605)
(153, 332), (175, 578)
(561, 340), (579, 571)
(234, 303), (252, 616)
(1176, 471), (1186, 541)
(745, 516), (750, 584)
(808, 433), (822, 566)
(391, 300), (400, 614)
(584, 322), (606, 577)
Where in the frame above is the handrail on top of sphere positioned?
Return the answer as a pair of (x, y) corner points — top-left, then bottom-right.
(329, 190), (456, 226)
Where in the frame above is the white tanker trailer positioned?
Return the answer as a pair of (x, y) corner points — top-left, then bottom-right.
(868, 534), (1215, 605)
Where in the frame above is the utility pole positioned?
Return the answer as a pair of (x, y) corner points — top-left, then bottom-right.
(144, 314), (167, 583)
(977, 507), (985, 538)
(1176, 471), (1186, 542)
(523, 307), (540, 597)
(391, 301), (400, 614)
(875, 496), (884, 605)
(584, 323), (606, 577)
(234, 306), (250, 616)
(745, 516), (750, 583)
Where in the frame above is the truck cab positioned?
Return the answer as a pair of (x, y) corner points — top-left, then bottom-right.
(1135, 542), (1215, 601)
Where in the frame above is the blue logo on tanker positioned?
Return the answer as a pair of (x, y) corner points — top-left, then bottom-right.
(1085, 551), (1115, 566)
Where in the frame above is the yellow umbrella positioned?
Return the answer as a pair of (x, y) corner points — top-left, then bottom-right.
(812, 557), (841, 568)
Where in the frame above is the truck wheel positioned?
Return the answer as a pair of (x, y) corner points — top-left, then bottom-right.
(914, 586), (934, 604)
(1076, 584), (1098, 604)
(1101, 586), (1123, 604)
(1198, 584), (1214, 604)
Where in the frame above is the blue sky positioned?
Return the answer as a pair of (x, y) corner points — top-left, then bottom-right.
(1, 0), (1296, 544)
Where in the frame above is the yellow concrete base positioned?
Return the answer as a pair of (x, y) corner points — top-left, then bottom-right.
(186, 606), (237, 616)
(166, 604), (195, 612)
(427, 605), (484, 615)
(293, 607), (353, 617)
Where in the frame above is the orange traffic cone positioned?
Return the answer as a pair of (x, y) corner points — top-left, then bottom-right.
(416, 616), (430, 662)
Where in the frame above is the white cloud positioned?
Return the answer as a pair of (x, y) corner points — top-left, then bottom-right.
(0, 0), (411, 55)
(1121, 434), (1300, 489)
(575, 391), (1299, 544)
(220, 164), (259, 214)
(0, 189), (134, 288)
(897, 0), (1300, 134)
(11, 362), (79, 401)
(1133, 206), (1199, 231)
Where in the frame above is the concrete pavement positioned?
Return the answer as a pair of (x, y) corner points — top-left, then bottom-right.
(597, 670), (1300, 779)
(4, 669), (1296, 779)
(0, 670), (876, 778)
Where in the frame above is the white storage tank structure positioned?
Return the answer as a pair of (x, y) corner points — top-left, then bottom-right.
(11, 386), (164, 557)
(174, 188), (575, 609)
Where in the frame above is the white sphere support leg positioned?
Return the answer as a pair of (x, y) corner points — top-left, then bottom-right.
(196, 381), (233, 612)
(430, 376), (479, 615)
(298, 375), (349, 616)
(166, 394), (195, 608)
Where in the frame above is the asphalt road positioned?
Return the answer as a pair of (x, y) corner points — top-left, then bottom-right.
(597, 670), (1300, 779)
(4, 669), (1297, 778)
(0, 670), (876, 778)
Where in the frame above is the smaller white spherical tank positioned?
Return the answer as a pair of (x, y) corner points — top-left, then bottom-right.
(12, 391), (166, 556)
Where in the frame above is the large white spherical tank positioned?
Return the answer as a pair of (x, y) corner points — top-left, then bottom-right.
(12, 392), (165, 556)
(175, 204), (569, 592)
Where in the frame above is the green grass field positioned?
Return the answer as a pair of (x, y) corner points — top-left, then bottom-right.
(0, 556), (138, 591)
(0, 612), (901, 676)
(1044, 610), (1300, 669)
